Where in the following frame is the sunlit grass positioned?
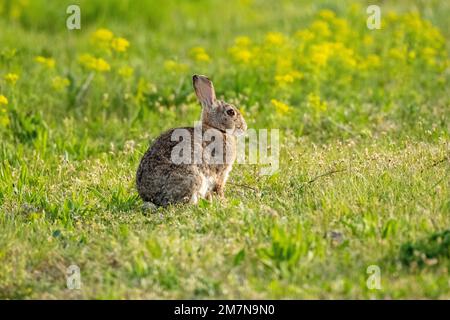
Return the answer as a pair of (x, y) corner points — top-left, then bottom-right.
(0, 0), (449, 299)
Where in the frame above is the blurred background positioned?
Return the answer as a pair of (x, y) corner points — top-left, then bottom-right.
(0, 0), (448, 150)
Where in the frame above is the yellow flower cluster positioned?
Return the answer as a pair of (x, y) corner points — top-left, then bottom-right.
(234, 36), (251, 47)
(318, 9), (336, 20)
(265, 32), (285, 46)
(0, 94), (8, 105)
(4, 0), (29, 20)
(35, 56), (55, 68)
(383, 12), (446, 69)
(229, 36), (253, 64)
(275, 71), (302, 86)
(91, 28), (130, 53)
(307, 93), (327, 113)
(0, 94), (9, 127)
(51, 76), (70, 91)
(164, 60), (188, 73)
(92, 28), (114, 42)
(359, 54), (381, 70)
(75, 28), (132, 76)
(271, 99), (291, 115)
(4, 73), (19, 85)
(117, 66), (134, 78)
(224, 8), (448, 120)
(79, 54), (111, 72)
(111, 37), (130, 53)
(189, 47), (210, 63)
(310, 21), (331, 38)
(309, 42), (356, 68)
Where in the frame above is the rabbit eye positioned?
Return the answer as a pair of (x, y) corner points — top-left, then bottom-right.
(226, 109), (235, 117)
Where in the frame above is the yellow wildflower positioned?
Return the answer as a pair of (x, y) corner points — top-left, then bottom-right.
(78, 54), (111, 72)
(275, 74), (294, 85)
(35, 56), (55, 68)
(386, 11), (399, 22)
(234, 36), (251, 47)
(265, 32), (285, 46)
(111, 37), (130, 53)
(331, 18), (350, 40)
(349, 3), (362, 15)
(338, 47), (357, 68)
(92, 28), (114, 43)
(195, 52), (210, 62)
(164, 60), (188, 73)
(318, 9), (336, 20)
(310, 20), (331, 38)
(421, 47), (437, 66)
(295, 30), (314, 42)
(403, 12), (423, 30)
(229, 47), (252, 64)
(0, 95), (8, 105)
(388, 47), (406, 61)
(0, 94), (10, 125)
(310, 43), (332, 67)
(359, 54), (381, 71)
(189, 47), (210, 62)
(310, 42), (356, 68)
(422, 47), (436, 58)
(271, 99), (292, 115)
(275, 71), (302, 86)
(118, 66), (134, 78)
(363, 35), (374, 46)
(366, 54), (381, 68)
(4, 73), (19, 85)
(51, 76), (70, 91)
(307, 93), (327, 112)
(94, 58), (110, 72)
(0, 108), (9, 127)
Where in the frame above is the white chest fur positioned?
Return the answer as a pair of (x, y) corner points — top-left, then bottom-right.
(222, 164), (233, 185)
(198, 174), (216, 198)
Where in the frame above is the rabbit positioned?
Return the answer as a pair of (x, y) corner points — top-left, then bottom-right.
(136, 75), (247, 207)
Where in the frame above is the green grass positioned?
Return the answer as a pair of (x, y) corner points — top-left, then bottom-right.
(0, 0), (449, 299)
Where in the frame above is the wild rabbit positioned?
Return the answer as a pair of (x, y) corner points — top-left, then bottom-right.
(136, 75), (247, 207)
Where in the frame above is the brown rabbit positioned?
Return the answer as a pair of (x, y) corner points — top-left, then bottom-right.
(136, 75), (247, 207)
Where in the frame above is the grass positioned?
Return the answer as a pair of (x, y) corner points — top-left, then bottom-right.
(0, 0), (449, 299)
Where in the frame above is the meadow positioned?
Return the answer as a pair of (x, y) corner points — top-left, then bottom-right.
(0, 0), (449, 299)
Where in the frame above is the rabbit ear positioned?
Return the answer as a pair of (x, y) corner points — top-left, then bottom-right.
(193, 75), (216, 108)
